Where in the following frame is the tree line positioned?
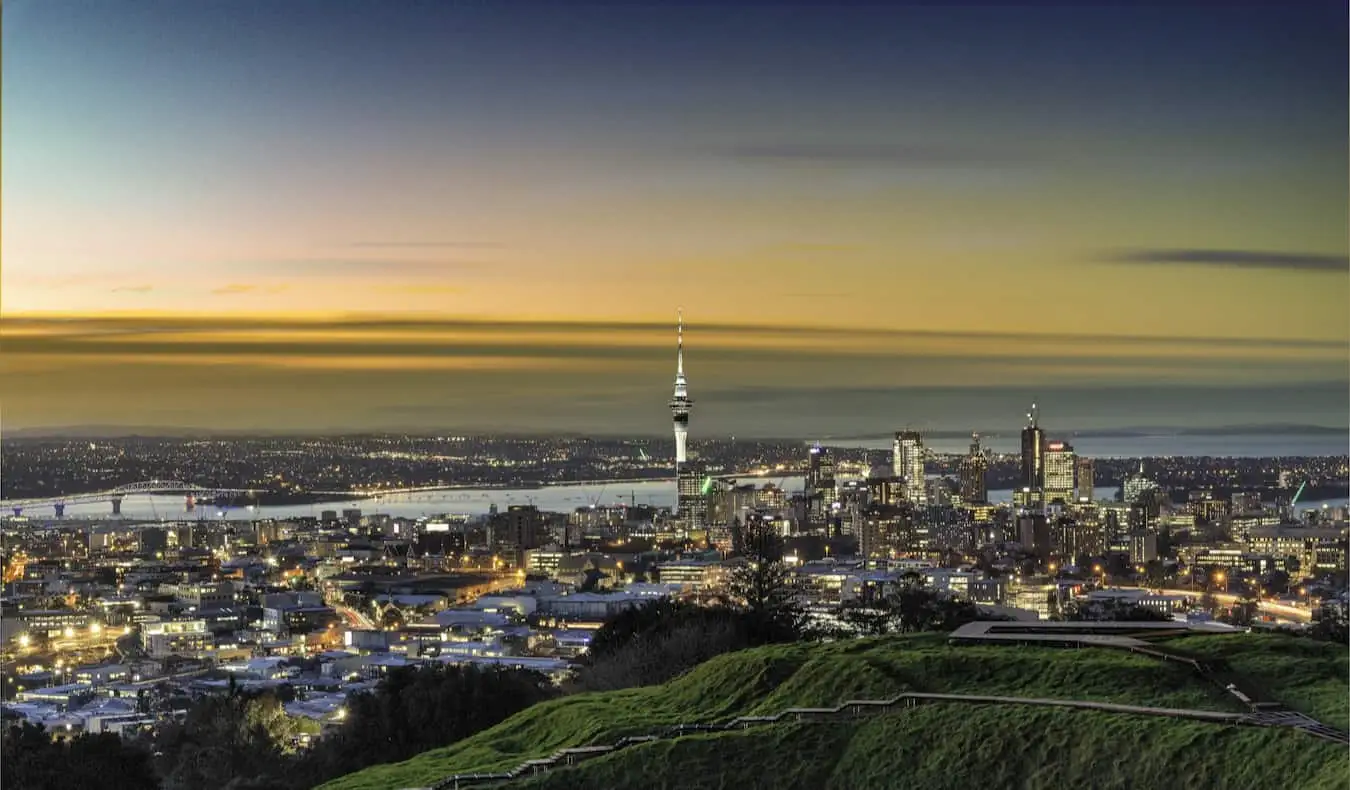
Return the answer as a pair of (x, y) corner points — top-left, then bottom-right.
(2, 665), (556, 790)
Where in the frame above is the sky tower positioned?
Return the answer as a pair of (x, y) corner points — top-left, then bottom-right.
(669, 311), (693, 470)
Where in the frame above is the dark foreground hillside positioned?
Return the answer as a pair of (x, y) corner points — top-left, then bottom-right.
(319, 633), (1349, 790)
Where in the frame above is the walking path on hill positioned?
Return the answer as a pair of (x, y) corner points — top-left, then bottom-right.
(410, 690), (1344, 790)
(947, 620), (1349, 745)
(397, 624), (1347, 789)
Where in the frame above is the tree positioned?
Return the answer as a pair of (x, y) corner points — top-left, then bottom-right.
(726, 517), (805, 643)
(1223, 595), (1259, 627)
(579, 599), (769, 691)
(839, 576), (985, 636)
(1064, 598), (1170, 622)
(1143, 559), (1168, 589)
(2, 722), (160, 790)
(296, 664), (556, 787)
(155, 687), (299, 790)
(576, 567), (608, 593)
(1309, 600), (1349, 644)
(1261, 570), (1291, 596)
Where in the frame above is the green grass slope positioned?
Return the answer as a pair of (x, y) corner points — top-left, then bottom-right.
(1159, 632), (1350, 733)
(515, 707), (1349, 790)
(318, 632), (1323, 790)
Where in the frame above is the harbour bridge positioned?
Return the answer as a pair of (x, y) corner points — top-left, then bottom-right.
(0, 480), (556, 518)
(2, 480), (259, 517)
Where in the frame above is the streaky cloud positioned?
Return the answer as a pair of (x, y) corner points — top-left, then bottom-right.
(241, 259), (483, 276)
(1103, 248), (1349, 273)
(346, 242), (505, 249)
(707, 142), (1033, 168)
(1, 314), (1343, 353)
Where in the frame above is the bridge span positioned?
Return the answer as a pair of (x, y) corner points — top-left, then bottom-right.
(2, 480), (259, 517)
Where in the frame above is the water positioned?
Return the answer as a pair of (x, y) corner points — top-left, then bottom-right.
(6, 478), (1344, 523)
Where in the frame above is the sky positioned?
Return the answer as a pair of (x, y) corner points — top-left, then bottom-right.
(3, 0), (1348, 437)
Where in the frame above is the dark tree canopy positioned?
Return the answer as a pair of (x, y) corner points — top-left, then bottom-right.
(2, 722), (159, 790)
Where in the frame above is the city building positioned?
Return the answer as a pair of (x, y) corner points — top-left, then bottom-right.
(867, 474), (902, 508)
(676, 463), (709, 532)
(141, 619), (211, 658)
(490, 506), (545, 559)
(806, 444), (837, 519)
(958, 433), (989, 504)
(1043, 441), (1075, 504)
(1076, 456), (1095, 502)
(1122, 462), (1159, 505)
(892, 431), (926, 506)
(1246, 526), (1349, 579)
(1020, 404), (1045, 491)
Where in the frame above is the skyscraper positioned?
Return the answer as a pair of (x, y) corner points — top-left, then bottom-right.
(1076, 456), (1095, 502)
(676, 464), (708, 532)
(893, 431), (926, 505)
(1020, 404), (1045, 491)
(805, 443), (836, 506)
(1043, 440), (1075, 504)
(959, 432), (989, 504)
(668, 311), (694, 509)
(805, 443), (827, 491)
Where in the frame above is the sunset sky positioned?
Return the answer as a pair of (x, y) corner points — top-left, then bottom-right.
(3, 0), (1347, 436)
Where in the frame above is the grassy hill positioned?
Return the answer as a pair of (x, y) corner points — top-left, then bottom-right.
(1159, 631), (1350, 732)
(318, 632), (1348, 790)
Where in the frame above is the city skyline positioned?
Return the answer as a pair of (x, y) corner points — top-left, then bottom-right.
(4, 1), (1348, 433)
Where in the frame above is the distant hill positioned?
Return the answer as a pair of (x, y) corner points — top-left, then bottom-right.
(5, 424), (1346, 441)
(318, 632), (1348, 790)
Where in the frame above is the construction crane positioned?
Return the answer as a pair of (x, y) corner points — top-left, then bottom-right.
(1290, 480), (1308, 508)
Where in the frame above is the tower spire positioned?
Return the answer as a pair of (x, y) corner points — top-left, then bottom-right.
(669, 310), (693, 465)
(677, 309), (684, 377)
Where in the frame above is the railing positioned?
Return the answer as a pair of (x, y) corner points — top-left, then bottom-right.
(416, 691), (1328, 790)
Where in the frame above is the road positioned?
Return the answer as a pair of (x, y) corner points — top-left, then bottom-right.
(1109, 586), (1312, 623)
(333, 603), (377, 631)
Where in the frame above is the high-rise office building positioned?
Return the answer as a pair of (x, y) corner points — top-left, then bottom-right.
(1076, 456), (1095, 502)
(1043, 441), (1075, 504)
(1020, 404), (1045, 491)
(668, 311), (694, 510)
(958, 432), (989, 503)
(804, 443), (836, 522)
(806, 443), (835, 497)
(893, 431), (926, 505)
(676, 463), (708, 532)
